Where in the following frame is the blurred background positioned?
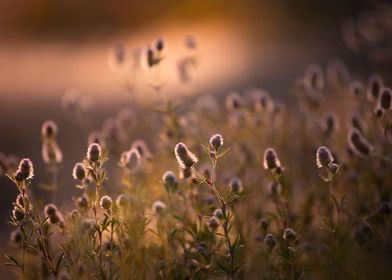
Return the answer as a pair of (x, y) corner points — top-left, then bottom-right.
(0, 0), (390, 271)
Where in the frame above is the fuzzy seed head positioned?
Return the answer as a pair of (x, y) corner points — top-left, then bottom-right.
(72, 162), (86, 180)
(367, 74), (384, 101)
(120, 148), (141, 170)
(228, 177), (243, 194)
(152, 200), (166, 216)
(41, 120), (58, 139)
(87, 143), (101, 162)
(349, 80), (364, 97)
(259, 218), (269, 230)
(264, 233), (277, 249)
(213, 208), (224, 220)
(263, 148), (281, 170)
(116, 194), (129, 208)
(209, 134), (224, 151)
(42, 141), (63, 164)
(155, 37), (165, 51)
(16, 158), (34, 181)
(100, 195), (113, 210)
(44, 204), (58, 217)
(328, 163), (339, 175)
(208, 216), (220, 230)
(162, 171), (179, 189)
(77, 196), (89, 210)
(348, 128), (373, 157)
(174, 143), (198, 169)
(283, 228), (297, 242)
(225, 92), (244, 111)
(12, 207), (25, 222)
(380, 88), (392, 110)
(316, 146), (334, 168)
(131, 140), (152, 159)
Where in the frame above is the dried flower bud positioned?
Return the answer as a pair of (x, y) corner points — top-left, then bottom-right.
(322, 112), (339, 137)
(228, 177), (243, 194)
(87, 143), (101, 162)
(152, 200), (166, 216)
(175, 143), (198, 169)
(263, 148), (281, 170)
(16, 158), (34, 181)
(131, 140), (152, 159)
(379, 88), (392, 110)
(348, 129), (373, 157)
(209, 134), (224, 151)
(264, 233), (277, 249)
(41, 120), (58, 139)
(72, 162), (86, 180)
(283, 228), (297, 242)
(100, 195), (113, 210)
(208, 216), (220, 230)
(316, 146), (334, 168)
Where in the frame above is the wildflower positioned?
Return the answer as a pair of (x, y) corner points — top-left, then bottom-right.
(41, 120), (58, 139)
(259, 218), (269, 230)
(355, 221), (373, 245)
(367, 74), (383, 102)
(155, 37), (165, 52)
(283, 228), (297, 242)
(120, 148), (141, 170)
(15, 158), (34, 181)
(349, 80), (364, 97)
(100, 195), (113, 210)
(162, 171), (179, 194)
(263, 148), (281, 170)
(228, 177), (243, 194)
(264, 233), (277, 249)
(316, 146), (334, 168)
(72, 162), (86, 180)
(225, 92), (244, 111)
(44, 204), (58, 217)
(379, 88), (392, 110)
(146, 47), (155, 68)
(77, 196), (89, 210)
(304, 63), (324, 91)
(322, 112), (339, 137)
(42, 141), (63, 164)
(10, 229), (22, 244)
(199, 164), (212, 180)
(350, 114), (365, 133)
(252, 89), (274, 112)
(213, 208), (224, 220)
(209, 134), (224, 151)
(208, 216), (220, 231)
(87, 143), (101, 162)
(175, 143), (198, 169)
(348, 128), (373, 157)
(12, 207), (25, 222)
(378, 202), (391, 216)
(131, 139), (152, 159)
(116, 194), (129, 208)
(152, 200), (166, 216)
